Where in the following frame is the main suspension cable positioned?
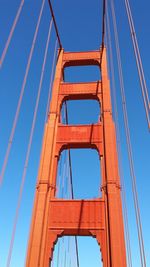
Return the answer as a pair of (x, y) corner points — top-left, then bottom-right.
(47, 0), (62, 48)
(101, 0), (106, 48)
(0, 0), (25, 68)
(110, 1), (146, 266)
(6, 17), (53, 267)
(124, 0), (150, 129)
(100, 0), (106, 65)
(0, 0), (46, 186)
(105, 4), (132, 266)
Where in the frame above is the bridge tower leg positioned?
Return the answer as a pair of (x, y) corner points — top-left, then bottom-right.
(25, 47), (127, 267)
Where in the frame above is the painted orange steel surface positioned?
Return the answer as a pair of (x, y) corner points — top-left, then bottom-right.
(25, 48), (127, 266)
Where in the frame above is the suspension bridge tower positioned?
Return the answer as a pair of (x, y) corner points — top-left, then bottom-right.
(25, 47), (127, 266)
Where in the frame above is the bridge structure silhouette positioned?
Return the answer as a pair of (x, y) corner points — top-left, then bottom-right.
(0, 1), (149, 267)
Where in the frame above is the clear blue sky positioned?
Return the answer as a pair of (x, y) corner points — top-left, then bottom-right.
(0, 0), (150, 266)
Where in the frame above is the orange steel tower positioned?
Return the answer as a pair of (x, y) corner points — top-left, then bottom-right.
(26, 48), (127, 266)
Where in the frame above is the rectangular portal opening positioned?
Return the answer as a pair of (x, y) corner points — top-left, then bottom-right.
(52, 236), (102, 267)
(56, 148), (102, 199)
(61, 99), (101, 125)
(64, 65), (101, 83)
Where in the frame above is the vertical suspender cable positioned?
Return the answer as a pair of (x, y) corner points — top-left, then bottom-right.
(6, 17), (53, 267)
(24, 39), (58, 267)
(56, 159), (62, 198)
(56, 241), (60, 267)
(0, 0), (46, 186)
(105, 3), (132, 267)
(0, 0), (25, 68)
(64, 250), (67, 267)
(124, 0), (150, 129)
(24, 40), (58, 261)
(57, 151), (68, 266)
(61, 151), (67, 198)
(110, 0), (146, 266)
(64, 101), (80, 267)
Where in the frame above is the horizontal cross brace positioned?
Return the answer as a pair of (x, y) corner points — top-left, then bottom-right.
(59, 81), (101, 101)
(63, 50), (102, 67)
(48, 199), (105, 234)
(56, 123), (103, 156)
